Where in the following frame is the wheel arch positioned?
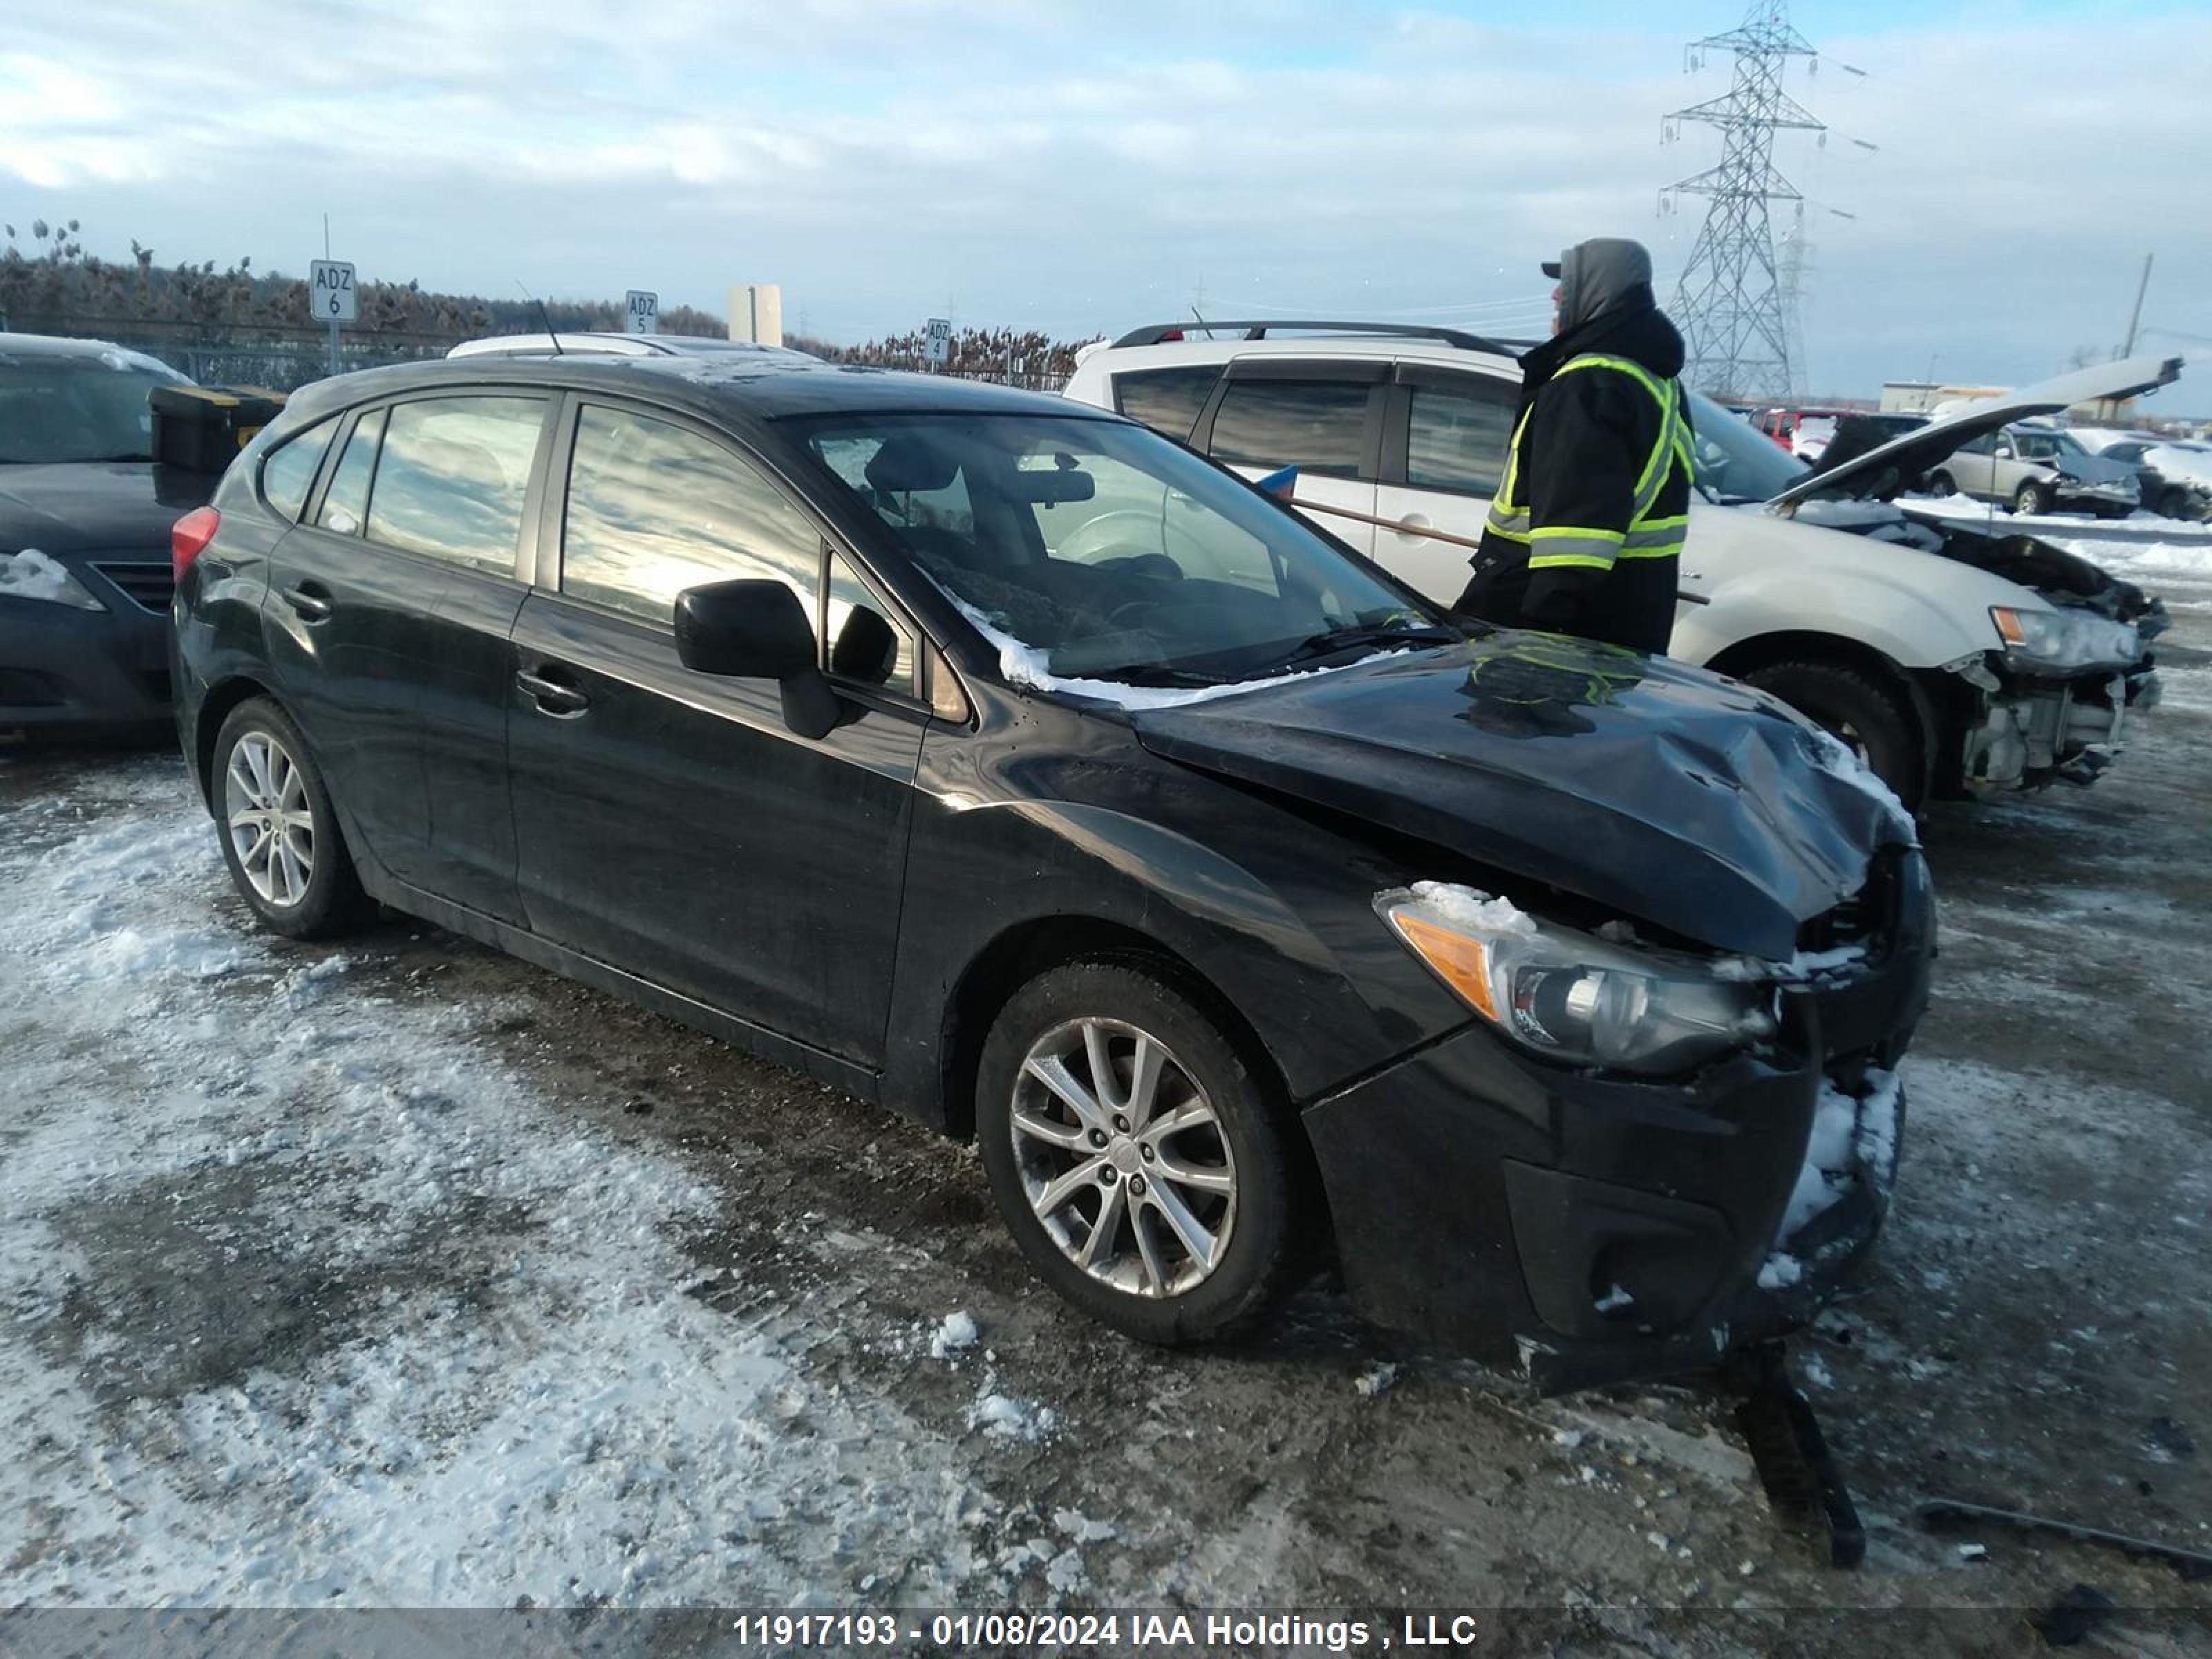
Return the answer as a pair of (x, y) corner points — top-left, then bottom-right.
(937, 915), (1288, 1147)
(194, 674), (285, 808)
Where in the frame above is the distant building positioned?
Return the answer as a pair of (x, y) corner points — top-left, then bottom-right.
(1880, 380), (2007, 415)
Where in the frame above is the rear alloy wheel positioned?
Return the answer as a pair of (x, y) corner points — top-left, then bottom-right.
(2012, 480), (2050, 516)
(1740, 659), (1927, 812)
(976, 963), (1296, 1344)
(213, 698), (372, 939)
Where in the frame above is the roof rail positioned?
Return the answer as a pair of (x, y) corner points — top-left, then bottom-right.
(1109, 319), (1528, 355)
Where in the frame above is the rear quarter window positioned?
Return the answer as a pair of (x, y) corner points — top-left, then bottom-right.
(258, 420), (335, 521)
(1111, 366), (1221, 442)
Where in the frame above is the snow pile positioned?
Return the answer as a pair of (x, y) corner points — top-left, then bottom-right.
(968, 1392), (1058, 1442)
(1353, 1362), (1400, 1398)
(928, 1310), (980, 1359)
(0, 548), (82, 603)
(1757, 1067), (1903, 1292)
(1802, 723), (1916, 840)
(0, 762), (1013, 1605)
(1712, 943), (1866, 984)
(1402, 881), (1538, 937)
(945, 593), (1414, 711)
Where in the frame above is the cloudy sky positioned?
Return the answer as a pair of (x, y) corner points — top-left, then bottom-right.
(3, 0), (2206, 401)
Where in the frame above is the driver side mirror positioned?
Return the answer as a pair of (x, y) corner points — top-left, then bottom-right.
(673, 578), (841, 740)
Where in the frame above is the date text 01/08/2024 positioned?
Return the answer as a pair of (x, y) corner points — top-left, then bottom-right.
(724, 1613), (1484, 1650)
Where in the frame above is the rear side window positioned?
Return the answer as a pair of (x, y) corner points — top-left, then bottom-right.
(561, 404), (821, 626)
(1405, 378), (1517, 495)
(1112, 367), (1220, 442)
(1208, 379), (1369, 477)
(259, 420), (334, 521)
(316, 408), (385, 535)
(366, 396), (543, 576)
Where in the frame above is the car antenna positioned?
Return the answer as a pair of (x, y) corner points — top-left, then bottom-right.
(515, 281), (563, 355)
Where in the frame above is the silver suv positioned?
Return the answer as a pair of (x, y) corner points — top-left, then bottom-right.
(1930, 424), (2139, 518)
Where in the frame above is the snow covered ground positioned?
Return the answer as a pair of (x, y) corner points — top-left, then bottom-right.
(3, 587), (2210, 1647)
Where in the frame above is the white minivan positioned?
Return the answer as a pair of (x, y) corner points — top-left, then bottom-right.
(1066, 324), (2174, 809)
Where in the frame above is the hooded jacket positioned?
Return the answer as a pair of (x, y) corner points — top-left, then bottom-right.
(1456, 239), (1694, 656)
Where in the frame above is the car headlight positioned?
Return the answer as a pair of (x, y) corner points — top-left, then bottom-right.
(1990, 606), (2140, 673)
(1378, 883), (1777, 1076)
(0, 548), (106, 612)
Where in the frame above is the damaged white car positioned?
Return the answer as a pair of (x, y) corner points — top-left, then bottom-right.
(1066, 332), (2177, 809)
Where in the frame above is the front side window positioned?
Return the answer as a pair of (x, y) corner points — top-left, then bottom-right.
(561, 404), (821, 627)
(259, 419), (335, 521)
(825, 550), (915, 693)
(1405, 378), (1517, 495)
(1112, 366), (1220, 442)
(796, 412), (1436, 686)
(317, 408), (385, 535)
(0, 345), (188, 465)
(1207, 378), (1371, 477)
(366, 396), (543, 575)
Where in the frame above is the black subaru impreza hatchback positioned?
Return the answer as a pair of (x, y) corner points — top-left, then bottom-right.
(173, 350), (1931, 1392)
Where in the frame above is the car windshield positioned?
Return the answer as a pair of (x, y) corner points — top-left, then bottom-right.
(1685, 390), (1812, 503)
(2047, 431), (2087, 457)
(791, 411), (1443, 685)
(0, 347), (189, 464)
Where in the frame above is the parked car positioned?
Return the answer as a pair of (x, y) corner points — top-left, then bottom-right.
(1065, 326), (2174, 807)
(1927, 422), (2139, 518)
(0, 332), (209, 732)
(2088, 435), (2212, 521)
(174, 352), (1933, 1394)
(1754, 405), (1920, 463)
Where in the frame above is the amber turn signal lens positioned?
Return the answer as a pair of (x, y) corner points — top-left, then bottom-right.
(1391, 912), (1499, 1021)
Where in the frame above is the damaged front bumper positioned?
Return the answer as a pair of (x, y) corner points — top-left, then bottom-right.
(1304, 850), (1934, 1395)
(1947, 651), (2160, 792)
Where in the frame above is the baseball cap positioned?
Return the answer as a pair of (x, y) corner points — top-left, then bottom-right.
(1540, 259), (1562, 279)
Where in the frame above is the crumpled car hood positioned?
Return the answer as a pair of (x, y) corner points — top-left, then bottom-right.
(1772, 353), (2183, 506)
(1131, 633), (1914, 959)
(0, 462), (212, 555)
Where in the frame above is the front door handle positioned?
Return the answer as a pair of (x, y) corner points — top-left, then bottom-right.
(281, 584), (332, 621)
(516, 668), (590, 717)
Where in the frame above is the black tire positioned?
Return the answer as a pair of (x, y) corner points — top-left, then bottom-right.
(211, 697), (373, 940)
(1740, 659), (1927, 812)
(2012, 480), (2050, 516)
(1926, 471), (1957, 498)
(975, 962), (1298, 1346)
(2159, 486), (2203, 523)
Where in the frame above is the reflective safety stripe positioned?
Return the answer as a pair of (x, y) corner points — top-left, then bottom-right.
(1527, 527), (1624, 571)
(1490, 355), (1694, 565)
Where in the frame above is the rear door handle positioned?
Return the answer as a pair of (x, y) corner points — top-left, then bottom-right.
(1394, 513), (1433, 541)
(516, 667), (590, 717)
(281, 584), (332, 621)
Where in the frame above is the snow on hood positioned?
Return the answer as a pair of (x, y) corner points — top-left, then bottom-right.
(944, 593), (1413, 710)
(1770, 354), (2184, 508)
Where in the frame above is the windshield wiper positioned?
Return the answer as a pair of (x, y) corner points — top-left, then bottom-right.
(1275, 619), (1461, 667)
(1069, 662), (1233, 688)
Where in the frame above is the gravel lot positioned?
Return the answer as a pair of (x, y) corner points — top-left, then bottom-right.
(4, 541), (2209, 1654)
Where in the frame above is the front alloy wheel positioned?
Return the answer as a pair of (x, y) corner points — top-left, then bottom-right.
(224, 731), (315, 908)
(976, 962), (1297, 1344)
(1011, 1016), (1237, 1298)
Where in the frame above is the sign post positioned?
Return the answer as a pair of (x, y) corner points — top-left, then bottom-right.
(924, 317), (950, 371)
(309, 259), (357, 377)
(625, 290), (659, 335)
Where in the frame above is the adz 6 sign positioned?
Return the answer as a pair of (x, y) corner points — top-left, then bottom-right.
(309, 260), (358, 324)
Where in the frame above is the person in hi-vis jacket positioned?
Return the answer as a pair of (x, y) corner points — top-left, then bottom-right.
(1454, 238), (1695, 655)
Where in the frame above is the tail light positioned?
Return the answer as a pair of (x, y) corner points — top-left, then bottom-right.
(172, 507), (221, 581)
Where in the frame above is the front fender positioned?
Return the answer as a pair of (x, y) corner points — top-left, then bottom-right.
(877, 729), (1470, 1129)
(1678, 511), (2024, 670)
